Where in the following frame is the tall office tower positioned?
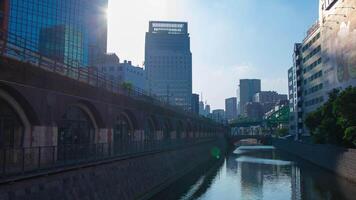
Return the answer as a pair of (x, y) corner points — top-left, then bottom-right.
(301, 22), (323, 135)
(225, 97), (237, 122)
(291, 43), (303, 138)
(288, 65), (297, 136)
(239, 79), (261, 116)
(205, 104), (211, 115)
(145, 21), (192, 111)
(191, 94), (199, 114)
(199, 101), (205, 116)
(2, 0), (108, 67)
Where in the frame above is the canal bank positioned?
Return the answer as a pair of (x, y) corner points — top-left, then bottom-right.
(153, 145), (356, 200)
(272, 138), (356, 183)
(0, 139), (227, 200)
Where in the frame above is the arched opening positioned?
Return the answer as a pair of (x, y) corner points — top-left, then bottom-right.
(186, 122), (193, 138)
(162, 120), (172, 140)
(0, 98), (23, 148)
(58, 106), (95, 145)
(57, 105), (96, 160)
(113, 113), (134, 154)
(176, 120), (184, 139)
(144, 117), (155, 141)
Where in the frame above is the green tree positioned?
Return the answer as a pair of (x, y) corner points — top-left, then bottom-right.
(334, 87), (356, 127)
(305, 87), (356, 147)
(344, 127), (356, 147)
(122, 82), (133, 94)
(276, 128), (288, 137)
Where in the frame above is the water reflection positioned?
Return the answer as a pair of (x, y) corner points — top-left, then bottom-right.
(153, 145), (356, 200)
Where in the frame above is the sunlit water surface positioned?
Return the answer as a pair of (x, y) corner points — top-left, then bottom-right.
(153, 145), (356, 200)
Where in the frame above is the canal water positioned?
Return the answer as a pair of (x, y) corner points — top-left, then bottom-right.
(153, 145), (356, 200)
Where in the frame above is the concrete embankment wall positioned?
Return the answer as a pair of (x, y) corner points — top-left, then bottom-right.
(0, 140), (226, 200)
(273, 138), (356, 183)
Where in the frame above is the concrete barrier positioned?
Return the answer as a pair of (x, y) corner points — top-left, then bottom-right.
(273, 138), (356, 183)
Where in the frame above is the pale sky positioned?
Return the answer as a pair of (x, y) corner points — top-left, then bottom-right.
(107, 0), (319, 110)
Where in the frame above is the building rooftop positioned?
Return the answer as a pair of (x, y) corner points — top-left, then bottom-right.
(149, 21), (188, 34)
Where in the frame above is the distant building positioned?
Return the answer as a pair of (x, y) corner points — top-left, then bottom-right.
(145, 21), (192, 111)
(94, 53), (146, 90)
(253, 91), (288, 114)
(245, 102), (263, 120)
(205, 104), (211, 115)
(239, 79), (261, 115)
(225, 97), (237, 122)
(253, 91), (287, 104)
(121, 60), (146, 90)
(199, 101), (205, 116)
(211, 109), (226, 123)
(191, 94), (199, 114)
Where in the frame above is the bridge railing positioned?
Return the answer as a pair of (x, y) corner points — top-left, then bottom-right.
(0, 137), (217, 180)
(0, 29), (194, 117)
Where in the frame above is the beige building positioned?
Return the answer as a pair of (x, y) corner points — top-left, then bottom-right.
(319, 0), (356, 93)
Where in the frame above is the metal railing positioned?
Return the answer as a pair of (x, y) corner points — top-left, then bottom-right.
(0, 137), (216, 180)
(0, 29), (195, 117)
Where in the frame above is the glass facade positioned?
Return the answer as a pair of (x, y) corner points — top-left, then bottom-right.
(145, 21), (192, 111)
(5, 0), (107, 67)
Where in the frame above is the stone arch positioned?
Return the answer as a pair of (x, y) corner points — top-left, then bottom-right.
(162, 118), (173, 140)
(121, 109), (138, 130)
(192, 123), (199, 138)
(0, 84), (39, 125)
(76, 100), (104, 128)
(176, 120), (184, 139)
(186, 121), (193, 138)
(0, 88), (34, 147)
(144, 115), (157, 140)
(113, 111), (135, 153)
(57, 104), (97, 146)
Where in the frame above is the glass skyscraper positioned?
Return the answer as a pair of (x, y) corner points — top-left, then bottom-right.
(1, 0), (107, 67)
(145, 21), (192, 111)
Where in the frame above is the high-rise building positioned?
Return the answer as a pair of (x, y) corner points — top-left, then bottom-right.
(301, 22), (323, 125)
(191, 94), (199, 114)
(239, 79), (261, 116)
(205, 104), (211, 115)
(199, 101), (205, 116)
(145, 21), (192, 111)
(288, 0), (356, 138)
(288, 65), (297, 136)
(289, 43), (303, 138)
(2, 0), (108, 67)
(225, 97), (237, 122)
